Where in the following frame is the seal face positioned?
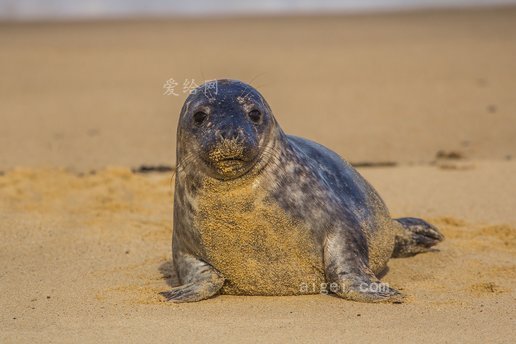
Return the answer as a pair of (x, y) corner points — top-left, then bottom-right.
(162, 79), (444, 303)
(176, 81), (273, 180)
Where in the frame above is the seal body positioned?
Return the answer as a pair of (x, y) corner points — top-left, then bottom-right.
(195, 173), (325, 295)
(162, 79), (443, 302)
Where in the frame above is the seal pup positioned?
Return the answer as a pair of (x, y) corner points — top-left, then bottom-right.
(162, 79), (443, 303)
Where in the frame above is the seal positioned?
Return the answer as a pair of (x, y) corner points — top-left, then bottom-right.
(161, 79), (444, 303)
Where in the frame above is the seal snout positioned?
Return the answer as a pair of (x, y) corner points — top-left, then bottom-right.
(205, 128), (260, 178)
(210, 140), (245, 162)
(216, 126), (244, 142)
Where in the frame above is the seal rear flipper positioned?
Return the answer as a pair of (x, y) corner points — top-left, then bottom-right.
(392, 217), (444, 258)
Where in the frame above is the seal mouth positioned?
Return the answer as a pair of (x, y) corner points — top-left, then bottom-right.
(219, 157), (246, 163)
(215, 157), (247, 170)
(201, 155), (258, 180)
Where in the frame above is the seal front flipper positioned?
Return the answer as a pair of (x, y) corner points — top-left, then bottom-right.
(324, 228), (403, 303)
(160, 279), (222, 303)
(160, 265), (224, 303)
(392, 217), (444, 258)
(333, 270), (403, 303)
(161, 252), (224, 303)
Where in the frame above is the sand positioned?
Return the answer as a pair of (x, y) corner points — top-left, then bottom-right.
(1, 7), (515, 343)
(1, 7), (516, 170)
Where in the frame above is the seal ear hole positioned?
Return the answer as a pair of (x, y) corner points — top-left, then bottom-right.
(248, 110), (262, 124)
(193, 111), (208, 125)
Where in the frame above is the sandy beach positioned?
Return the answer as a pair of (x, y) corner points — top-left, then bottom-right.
(1, 7), (515, 343)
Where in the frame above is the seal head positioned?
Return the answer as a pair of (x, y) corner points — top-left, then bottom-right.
(177, 80), (275, 180)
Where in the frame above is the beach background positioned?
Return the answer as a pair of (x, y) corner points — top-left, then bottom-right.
(1, 1), (515, 343)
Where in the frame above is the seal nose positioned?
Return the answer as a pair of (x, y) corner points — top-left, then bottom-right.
(217, 127), (242, 141)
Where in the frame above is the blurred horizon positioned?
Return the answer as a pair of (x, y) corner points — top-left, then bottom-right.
(1, 0), (516, 21)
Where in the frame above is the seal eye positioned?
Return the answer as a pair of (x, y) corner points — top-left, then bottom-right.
(248, 110), (262, 124)
(193, 111), (208, 125)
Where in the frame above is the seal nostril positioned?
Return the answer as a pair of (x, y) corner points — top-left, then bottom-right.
(220, 129), (239, 140)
